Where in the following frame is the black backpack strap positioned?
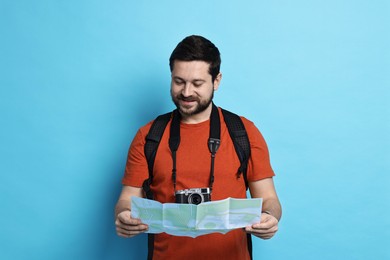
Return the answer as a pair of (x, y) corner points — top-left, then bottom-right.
(142, 112), (172, 200)
(221, 108), (251, 190)
(222, 108), (252, 258)
(247, 233), (253, 260)
(143, 112), (171, 260)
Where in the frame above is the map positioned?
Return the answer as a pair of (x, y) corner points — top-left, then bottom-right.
(131, 197), (262, 237)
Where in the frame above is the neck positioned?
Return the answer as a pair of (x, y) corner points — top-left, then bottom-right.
(180, 103), (213, 124)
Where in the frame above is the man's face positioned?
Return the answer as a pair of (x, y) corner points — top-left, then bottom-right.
(170, 60), (221, 118)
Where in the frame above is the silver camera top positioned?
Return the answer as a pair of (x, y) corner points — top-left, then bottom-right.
(175, 187), (210, 195)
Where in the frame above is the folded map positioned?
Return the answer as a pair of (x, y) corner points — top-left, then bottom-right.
(131, 197), (262, 237)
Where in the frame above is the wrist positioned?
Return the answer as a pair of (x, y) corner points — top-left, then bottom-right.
(115, 200), (131, 218)
(262, 210), (280, 222)
(262, 210), (273, 217)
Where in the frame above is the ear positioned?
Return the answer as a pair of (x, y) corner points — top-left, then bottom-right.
(213, 73), (222, 91)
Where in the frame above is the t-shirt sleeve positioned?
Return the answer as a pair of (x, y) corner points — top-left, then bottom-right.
(242, 118), (275, 181)
(122, 124), (152, 187)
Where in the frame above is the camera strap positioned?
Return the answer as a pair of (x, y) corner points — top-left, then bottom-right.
(169, 103), (221, 195)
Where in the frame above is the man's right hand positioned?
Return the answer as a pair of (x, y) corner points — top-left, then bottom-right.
(115, 210), (148, 238)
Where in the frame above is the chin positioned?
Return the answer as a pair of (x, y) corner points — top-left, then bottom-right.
(180, 108), (196, 116)
(179, 104), (197, 113)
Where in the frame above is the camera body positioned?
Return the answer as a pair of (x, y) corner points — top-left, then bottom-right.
(175, 188), (211, 205)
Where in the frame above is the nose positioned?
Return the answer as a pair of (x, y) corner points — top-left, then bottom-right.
(181, 84), (194, 97)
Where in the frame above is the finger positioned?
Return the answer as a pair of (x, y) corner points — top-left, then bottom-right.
(117, 222), (149, 232)
(119, 218), (142, 226)
(245, 224), (278, 234)
(115, 218), (136, 228)
(115, 219), (148, 231)
(117, 230), (135, 238)
(255, 232), (276, 240)
(246, 227), (278, 235)
(252, 221), (276, 229)
(245, 227), (277, 239)
(116, 226), (148, 234)
(116, 210), (144, 225)
(117, 230), (139, 238)
(117, 215), (143, 225)
(253, 215), (278, 229)
(116, 226), (148, 237)
(260, 213), (275, 223)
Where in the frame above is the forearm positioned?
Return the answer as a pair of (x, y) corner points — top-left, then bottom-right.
(114, 186), (144, 219)
(248, 178), (282, 221)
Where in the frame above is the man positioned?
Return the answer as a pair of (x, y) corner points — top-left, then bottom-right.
(115, 35), (281, 259)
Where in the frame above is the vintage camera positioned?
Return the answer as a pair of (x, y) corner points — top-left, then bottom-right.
(175, 188), (211, 205)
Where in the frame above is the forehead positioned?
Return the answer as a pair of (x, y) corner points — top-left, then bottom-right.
(171, 60), (211, 80)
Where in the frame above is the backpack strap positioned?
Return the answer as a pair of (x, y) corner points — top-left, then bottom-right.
(142, 112), (171, 200)
(221, 108), (251, 190)
(221, 108), (252, 259)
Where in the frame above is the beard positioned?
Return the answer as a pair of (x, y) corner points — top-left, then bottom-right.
(171, 91), (214, 117)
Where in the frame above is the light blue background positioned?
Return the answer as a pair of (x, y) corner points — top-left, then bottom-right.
(1, 1), (389, 259)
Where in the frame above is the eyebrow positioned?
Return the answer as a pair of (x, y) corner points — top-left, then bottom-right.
(172, 76), (206, 83)
(172, 76), (184, 81)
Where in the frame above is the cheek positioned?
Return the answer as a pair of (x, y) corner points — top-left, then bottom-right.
(199, 86), (214, 97)
(171, 83), (185, 94)
(170, 86), (178, 95)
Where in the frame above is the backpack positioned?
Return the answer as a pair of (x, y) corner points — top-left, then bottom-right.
(141, 104), (253, 259)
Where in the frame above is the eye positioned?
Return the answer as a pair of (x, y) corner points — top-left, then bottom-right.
(193, 81), (204, 87)
(174, 79), (185, 85)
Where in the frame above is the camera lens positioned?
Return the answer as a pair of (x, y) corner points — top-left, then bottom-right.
(188, 193), (203, 205)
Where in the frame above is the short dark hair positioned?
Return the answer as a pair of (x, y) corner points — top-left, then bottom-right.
(169, 35), (221, 81)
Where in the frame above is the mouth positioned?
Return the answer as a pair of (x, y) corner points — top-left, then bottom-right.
(179, 96), (197, 102)
(178, 96), (198, 106)
(179, 100), (197, 108)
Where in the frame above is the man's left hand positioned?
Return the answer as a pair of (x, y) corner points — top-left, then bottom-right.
(245, 212), (279, 239)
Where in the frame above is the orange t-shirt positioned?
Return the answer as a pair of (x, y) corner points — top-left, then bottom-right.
(122, 108), (275, 260)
